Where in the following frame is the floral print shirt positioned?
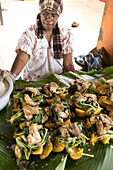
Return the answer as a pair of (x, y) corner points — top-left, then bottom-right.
(15, 25), (74, 81)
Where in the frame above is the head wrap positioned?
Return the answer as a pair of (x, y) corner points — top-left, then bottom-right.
(39, 0), (63, 16)
(36, 0), (63, 59)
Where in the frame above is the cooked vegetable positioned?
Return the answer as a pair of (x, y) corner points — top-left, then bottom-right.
(53, 141), (64, 152)
(66, 147), (83, 160)
(101, 137), (110, 144)
(32, 147), (43, 155)
(10, 109), (23, 124)
(40, 140), (53, 159)
(90, 133), (98, 146)
(10, 78), (113, 162)
(14, 145), (22, 160)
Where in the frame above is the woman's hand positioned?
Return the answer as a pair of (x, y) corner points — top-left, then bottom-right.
(63, 53), (79, 73)
(0, 69), (16, 81)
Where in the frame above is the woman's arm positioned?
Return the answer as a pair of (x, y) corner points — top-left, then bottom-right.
(11, 50), (29, 77)
(63, 53), (76, 72)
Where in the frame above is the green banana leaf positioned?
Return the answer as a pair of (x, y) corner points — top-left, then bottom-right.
(1, 67), (113, 170)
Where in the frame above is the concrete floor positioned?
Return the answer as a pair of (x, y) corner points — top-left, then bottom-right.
(0, 0), (105, 71)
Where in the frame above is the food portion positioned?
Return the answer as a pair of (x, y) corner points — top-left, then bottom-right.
(10, 78), (113, 161)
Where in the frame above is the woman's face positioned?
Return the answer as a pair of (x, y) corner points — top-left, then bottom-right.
(40, 9), (59, 31)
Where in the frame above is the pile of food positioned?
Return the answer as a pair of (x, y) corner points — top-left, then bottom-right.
(10, 78), (113, 161)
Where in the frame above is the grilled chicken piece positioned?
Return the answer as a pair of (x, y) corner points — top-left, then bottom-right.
(59, 122), (81, 139)
(43, 84), (52, 97)
(52, 104), (67, 110)
(26, 124), (43, 145)
(49, 82), (59, 93)
(58, 109), (69, 118)
(84, 93), (97, 103)
(76, 79), (88, 92)
(24, 87), (40, 97)
(23, 105), (39, 120)
(100, 77), (113, 86)
(99, 77), (113, 92)
(100, 114), (113, 125)
(96, 119), (105, 136)
(68, 95), (76, 107)
(69, 92), (81, 106)
(99, 77), (106, 82)
(70, 90), (97, 104)
(43, 82), (60, 97)
(24, 94), (42, 106)
(59, 125), (70, 137)
(95, 113), (113, 136)
(52, 104), (61, 113)
(75, 93), (97, 103)
(52, 104), (69, 119)
(96, 119), (110, 136)
(76, 95), (87, 103)
(68, 123), (81, 138)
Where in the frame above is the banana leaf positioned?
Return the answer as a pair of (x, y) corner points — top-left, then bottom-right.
(1, 67), (113, 170)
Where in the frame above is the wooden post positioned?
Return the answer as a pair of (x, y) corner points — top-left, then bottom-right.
(97, 0), (113, 65)
(0, 1), (3, 25)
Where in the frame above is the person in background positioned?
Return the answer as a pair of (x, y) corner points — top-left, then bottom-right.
(10, 0), (77, 82)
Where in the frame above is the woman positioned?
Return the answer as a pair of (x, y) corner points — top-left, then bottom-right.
(10, 0), (76, 81)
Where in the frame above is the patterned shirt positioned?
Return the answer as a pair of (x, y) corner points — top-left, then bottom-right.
(15, 25), (74, 81)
